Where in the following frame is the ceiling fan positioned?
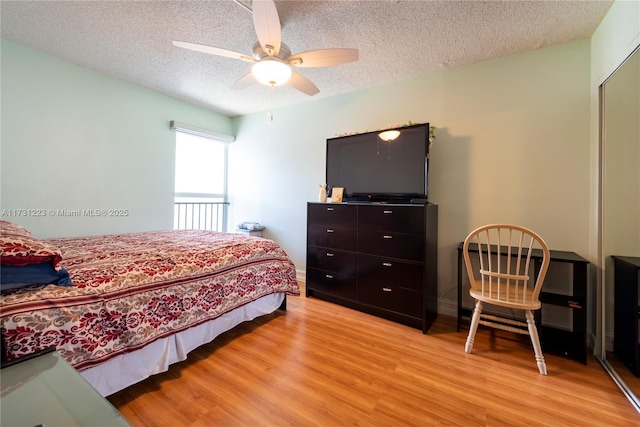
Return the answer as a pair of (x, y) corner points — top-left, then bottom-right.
(172, 0), (358, 96)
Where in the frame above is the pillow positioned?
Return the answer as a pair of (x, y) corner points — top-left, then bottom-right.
(1, 264), (72, 291)
(0, 221), (62, 270)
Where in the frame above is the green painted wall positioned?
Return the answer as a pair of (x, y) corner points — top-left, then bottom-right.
(1, 39), (232, 238)
(0, 35), (598, 320)
(230, 39), (592, 318)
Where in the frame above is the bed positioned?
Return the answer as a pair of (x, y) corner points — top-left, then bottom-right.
(0, 222), (300, 396)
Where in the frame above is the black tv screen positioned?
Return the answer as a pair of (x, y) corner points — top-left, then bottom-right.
(326, 123), (429, 202)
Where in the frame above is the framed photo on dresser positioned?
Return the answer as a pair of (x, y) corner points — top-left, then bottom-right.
(331, 187), (344, 203)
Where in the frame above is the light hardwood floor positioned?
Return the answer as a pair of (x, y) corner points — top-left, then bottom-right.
(109, 284), (640, 426)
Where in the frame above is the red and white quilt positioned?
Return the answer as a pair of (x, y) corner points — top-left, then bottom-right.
(0, 230), (299, 369)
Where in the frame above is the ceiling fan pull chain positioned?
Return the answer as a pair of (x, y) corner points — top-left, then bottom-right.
(266, 85), (274, 121)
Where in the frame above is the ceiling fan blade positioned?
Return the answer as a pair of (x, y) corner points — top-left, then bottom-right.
(289, 72), (319, 96)
(172, 41), (255, 62)
(288, 48), (359, 67)
(231, 72), (257, 90)
(252, 0), (281, 57)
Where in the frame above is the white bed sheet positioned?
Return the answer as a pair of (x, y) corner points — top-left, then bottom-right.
(81, 293), (284, 396)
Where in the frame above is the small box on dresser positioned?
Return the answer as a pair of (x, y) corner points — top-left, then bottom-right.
(306, 202), (438, 333)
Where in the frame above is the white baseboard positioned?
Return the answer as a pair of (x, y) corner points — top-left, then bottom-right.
(296, 269), (306, 283)
(438, 298), (458, 318)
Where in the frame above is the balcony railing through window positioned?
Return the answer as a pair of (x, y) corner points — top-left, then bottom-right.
(174, 201), (229, 232)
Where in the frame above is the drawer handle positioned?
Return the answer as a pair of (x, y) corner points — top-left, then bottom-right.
(326, 207), (334, 211)
(382, 235), (393, 239)
(382, 287), (392, 292)
(326, 252), (334, 257)
(382, 262), (393, 267)
(383, 210), (393, 214)
(325, 274), (334, 279)
(326, 229), (335, 233)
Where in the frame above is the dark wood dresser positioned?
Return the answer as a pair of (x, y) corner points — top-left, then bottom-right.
(306, 202), (438, 333)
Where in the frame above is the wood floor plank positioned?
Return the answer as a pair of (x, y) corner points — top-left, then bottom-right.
(109, 284), (640, 426)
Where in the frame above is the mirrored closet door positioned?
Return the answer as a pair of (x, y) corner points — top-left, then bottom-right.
(599, 45), (640, 411)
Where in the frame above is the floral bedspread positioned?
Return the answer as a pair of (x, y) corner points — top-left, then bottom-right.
(0, 230), (299, 369)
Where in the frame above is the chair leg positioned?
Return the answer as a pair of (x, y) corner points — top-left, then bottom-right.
(525, 310), (547, 375)
(465, 300), (483, 354)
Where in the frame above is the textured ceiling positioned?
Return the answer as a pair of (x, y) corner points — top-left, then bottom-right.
(0, 0), (613, 117)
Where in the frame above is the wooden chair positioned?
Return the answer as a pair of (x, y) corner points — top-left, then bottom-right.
(462, 224), (551, 375)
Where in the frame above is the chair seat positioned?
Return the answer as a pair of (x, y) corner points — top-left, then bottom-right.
(469, 279), (541, 310)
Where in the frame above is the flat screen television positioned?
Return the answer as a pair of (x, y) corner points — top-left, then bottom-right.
(325, 123), (429, 203)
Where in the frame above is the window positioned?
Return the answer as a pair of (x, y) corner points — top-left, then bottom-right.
(173, 129), (229, 231)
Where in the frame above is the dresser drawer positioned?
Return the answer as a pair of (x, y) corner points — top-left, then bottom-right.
(307, 268), (356, 300)
(357, 280), (422, 318)
(308, 203), (357, 227)
(308, 247), (357, 277)
(357, 254), (423, 292)
(308, 225), (357, 251)
(358, 230), (423, 261)
(358, 205), (423, 234)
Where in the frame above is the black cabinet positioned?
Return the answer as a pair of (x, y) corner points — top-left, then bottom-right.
(306, 202), (438, 333)
(613, 256), (640, 377)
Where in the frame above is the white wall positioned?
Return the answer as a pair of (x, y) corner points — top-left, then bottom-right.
(1, 39), (232, 238)
(230, 39), (592, 315)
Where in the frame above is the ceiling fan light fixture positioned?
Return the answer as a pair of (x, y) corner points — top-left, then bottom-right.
(252, 59), (292, 86)
(378, 130), (401, 142)
(174, 0), (357, 97)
